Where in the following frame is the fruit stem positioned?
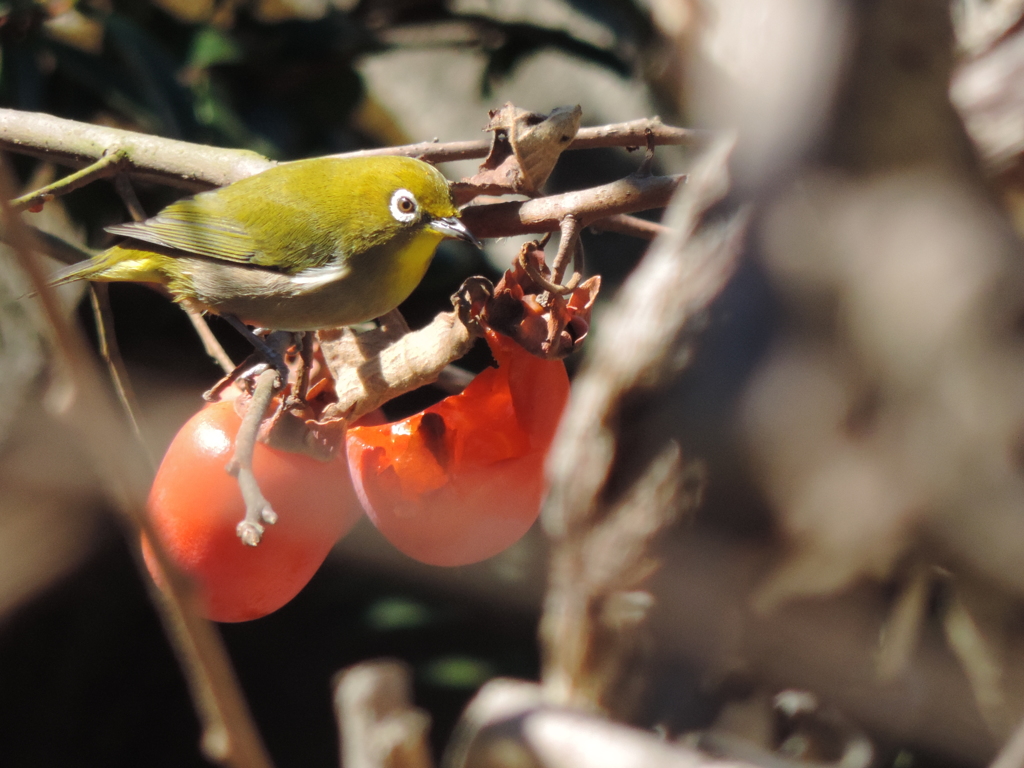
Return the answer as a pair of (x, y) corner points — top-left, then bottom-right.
(229, 368), (282, 546)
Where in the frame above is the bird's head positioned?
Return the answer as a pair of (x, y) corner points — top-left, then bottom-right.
(381, 157), (480, 248)
(329, 155), (480, 251)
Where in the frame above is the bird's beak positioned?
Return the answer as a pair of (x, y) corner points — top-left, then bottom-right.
(429, 216), (482, 249)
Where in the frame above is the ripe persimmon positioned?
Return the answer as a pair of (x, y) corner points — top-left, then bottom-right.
(145, 400), (362, 622)
(347, 331), (569, 566)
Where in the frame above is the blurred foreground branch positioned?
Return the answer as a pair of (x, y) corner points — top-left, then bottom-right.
(0, 160), (274, 767)
(445, 678), (759, 768)
(539, 138), (746, 717)
(334, 660), (432, 768)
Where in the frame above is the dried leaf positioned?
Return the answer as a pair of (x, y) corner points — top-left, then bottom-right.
(482, 239), (599, 359)
(455, 103), (582, 200)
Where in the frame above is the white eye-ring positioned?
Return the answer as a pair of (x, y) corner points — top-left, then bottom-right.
(390, 189), (419, 222)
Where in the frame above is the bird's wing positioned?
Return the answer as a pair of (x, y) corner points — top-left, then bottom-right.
(104, 200), (261, 265)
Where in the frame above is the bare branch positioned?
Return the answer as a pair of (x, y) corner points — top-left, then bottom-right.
(0, 108), (698, 192)
(590, 214), (670, 240)
(461, 172), (682, 239)
(185, 309), (237, 375)
(0, 108), (273, 190)
(113, 173), (148, 223)
(11, 149), (127, 211)
(319, 281), (488, 423)
(551, 214), (582, 287)
(9, 223), (94, 265)
(543, 138), (738, 540)
(330, 523), (1003, 766)
(334, 117), (702, 164)
(88, 282), (150, 461)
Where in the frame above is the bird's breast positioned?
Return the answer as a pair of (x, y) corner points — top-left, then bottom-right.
(172, 228), (444, 331)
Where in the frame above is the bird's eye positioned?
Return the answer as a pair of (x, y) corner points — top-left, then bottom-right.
(390, 189), (419, 223)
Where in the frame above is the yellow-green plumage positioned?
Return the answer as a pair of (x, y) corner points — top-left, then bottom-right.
(50, 155), (477, 332)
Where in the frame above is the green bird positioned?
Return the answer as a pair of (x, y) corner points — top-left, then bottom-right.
(49, 155), (479, 332)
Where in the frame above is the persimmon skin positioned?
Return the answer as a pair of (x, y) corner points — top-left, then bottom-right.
(347, 332), (569, 566)
(145, 400), (362, 622)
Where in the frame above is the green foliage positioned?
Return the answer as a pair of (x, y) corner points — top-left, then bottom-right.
(0, 1), (650, 158)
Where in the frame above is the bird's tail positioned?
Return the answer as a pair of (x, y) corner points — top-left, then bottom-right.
(17, 251), (104, 300)
(48, 257), (107, 287)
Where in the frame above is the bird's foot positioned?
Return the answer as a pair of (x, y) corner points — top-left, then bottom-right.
(223, 316), (291, 382)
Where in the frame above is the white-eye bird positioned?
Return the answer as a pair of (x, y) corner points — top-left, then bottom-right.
(49, 155), (479, 332)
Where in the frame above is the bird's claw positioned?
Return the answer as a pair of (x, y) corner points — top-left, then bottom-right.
(237, 519), (265, 547)
(237, 501), (277, 546)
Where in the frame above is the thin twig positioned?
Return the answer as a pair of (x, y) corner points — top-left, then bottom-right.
(519, 245), (581, 296)
(3, 223), (94, 265)
(534, 213), (588, 311)
(185, 308), (237, 375)
(571, 234), (586, 285)
(229, 368), (281, 547)
(114, 172), (148, 222)
(223, 316), (287, 377)
(89, 282), (152, 463)
(590, 213), (671, 240)
(97, 172), (158, 454)
(10, 148), (126, 210)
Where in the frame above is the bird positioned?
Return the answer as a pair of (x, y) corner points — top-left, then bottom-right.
(48, 154), (480, 333)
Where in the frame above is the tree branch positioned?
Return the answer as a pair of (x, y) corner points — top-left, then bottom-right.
(0, 108), (697, 191)
(313, 118), (700, 163)
(0, 109), (273, 190)
(319, 279), (489, 423)
(460, 172), (682, 238)
(539, 138), (745, 717)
